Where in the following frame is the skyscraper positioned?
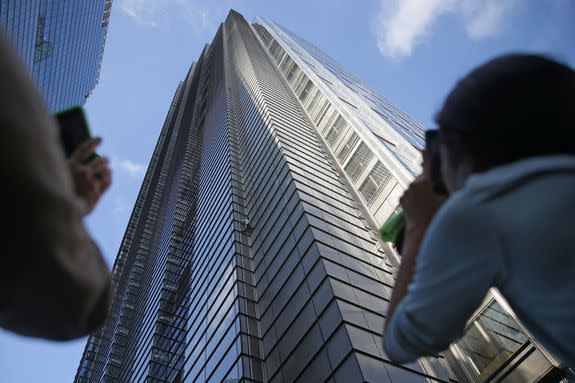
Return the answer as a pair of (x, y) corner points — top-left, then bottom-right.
(75, 10), (567, 383)
(0, 0), (113, 111)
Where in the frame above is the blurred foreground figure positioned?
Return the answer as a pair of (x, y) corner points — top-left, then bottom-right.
(0, 32), (112, 340)
(384, 54), (575, 372)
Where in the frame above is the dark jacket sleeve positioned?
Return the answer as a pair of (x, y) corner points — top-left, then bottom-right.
(0, 31), (111, 340)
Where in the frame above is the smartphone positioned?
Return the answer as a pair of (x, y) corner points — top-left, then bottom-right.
(425, 130), (448, 196)
(55, 106), (98, 161)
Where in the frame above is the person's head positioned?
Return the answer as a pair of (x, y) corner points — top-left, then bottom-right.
(436, 54), (575, 193)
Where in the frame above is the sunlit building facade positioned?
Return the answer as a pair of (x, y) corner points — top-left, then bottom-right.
(0, 0), (112, 111)
(75, 10), (569, 383)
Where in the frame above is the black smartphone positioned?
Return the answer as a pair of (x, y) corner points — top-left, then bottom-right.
(425, 130), (448, 196)
(55, 107), (98, 161)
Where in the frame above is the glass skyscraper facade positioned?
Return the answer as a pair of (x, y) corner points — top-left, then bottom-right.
(75, 10), (568, 383)
(0, 0), (112, 111)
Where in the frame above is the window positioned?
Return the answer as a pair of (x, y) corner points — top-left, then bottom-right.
(325, 115), (347, 147)
(311, 99), (330, 123)
(337, 132), (359, 163)
(344, 142), (373, 182)
(293, 73), (309, 94)
(275, 51), (287, 65)
(280, 56), (294, 74)
(305, 90), (322, 113)
(315, 102), (332, 126)
(286, 64), (300, 83)
(359, 177), (377, 203)
(269, 40), (280, 57)
(454, 300), (529, 382)
(298, 79), (314, 102)
(370, 161), (392, 185)
(359, 161), (392, 203)
(254, 24), (273, 46)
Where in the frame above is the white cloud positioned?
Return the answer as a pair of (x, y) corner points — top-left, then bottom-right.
(175, 0), (214, 34)
(115, 159), (147, 180)
(462, 0), (518, 39)
(373, 0), (518, 59)
(118, 0), (212, 29)
(375, 0), (456, 59)
(119, 0), (169, 27)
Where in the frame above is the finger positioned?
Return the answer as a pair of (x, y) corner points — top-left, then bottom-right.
(70, 137), (102, 163)
(87, 156), (109, 177)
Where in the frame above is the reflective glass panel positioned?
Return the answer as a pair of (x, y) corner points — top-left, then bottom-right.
(455, 300), (528, 381)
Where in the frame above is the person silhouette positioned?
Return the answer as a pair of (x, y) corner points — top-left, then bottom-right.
(384, 54), (575, 373)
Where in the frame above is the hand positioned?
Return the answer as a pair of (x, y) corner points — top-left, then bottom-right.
(68, 138), (112, 215)
(400, 176), (445, 233)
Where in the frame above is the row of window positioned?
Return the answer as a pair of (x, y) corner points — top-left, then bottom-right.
(268, 20), (427, 148)
(255, 27), (394, 208)
(252, 23), (416, 380)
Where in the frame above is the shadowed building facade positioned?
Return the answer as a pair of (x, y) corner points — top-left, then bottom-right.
(75, 10), (567, 383)
(0, 0), (112, 111)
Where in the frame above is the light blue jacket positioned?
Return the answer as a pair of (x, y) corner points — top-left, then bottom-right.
(384, 155), (575, 370)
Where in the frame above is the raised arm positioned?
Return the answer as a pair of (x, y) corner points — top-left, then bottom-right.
(0, 32), (111, 340)
(383, 192), (504, 363)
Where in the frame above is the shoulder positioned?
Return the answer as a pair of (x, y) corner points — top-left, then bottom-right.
(426, 188), (492, 240)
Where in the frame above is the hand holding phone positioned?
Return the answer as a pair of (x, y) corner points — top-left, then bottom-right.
(55, 107), (111, 215)
(67, 138), (112, 215)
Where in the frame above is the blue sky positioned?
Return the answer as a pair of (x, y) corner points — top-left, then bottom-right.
(1, 1), (573, 382)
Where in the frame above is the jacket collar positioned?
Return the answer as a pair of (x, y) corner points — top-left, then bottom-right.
(461, 155), (575, 200)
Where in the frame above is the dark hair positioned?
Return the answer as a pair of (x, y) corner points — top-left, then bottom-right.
(436, 54), (575, 171)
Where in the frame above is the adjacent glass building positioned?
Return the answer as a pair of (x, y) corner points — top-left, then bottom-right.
(75, 10), (569, 383)
(0, 0), (113, 111)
